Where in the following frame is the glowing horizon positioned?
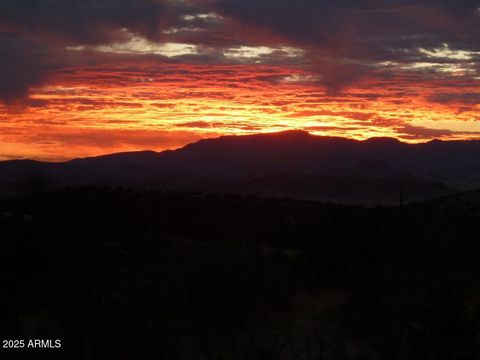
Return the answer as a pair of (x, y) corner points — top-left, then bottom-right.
(1, 2), (479, 161)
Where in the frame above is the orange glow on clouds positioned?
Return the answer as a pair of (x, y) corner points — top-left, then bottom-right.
(1, 61), (479, 161)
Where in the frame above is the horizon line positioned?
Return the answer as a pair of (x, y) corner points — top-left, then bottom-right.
(0, 129), (470, 164)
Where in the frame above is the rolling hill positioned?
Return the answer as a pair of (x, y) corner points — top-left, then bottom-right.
(2, 130), (480, 204)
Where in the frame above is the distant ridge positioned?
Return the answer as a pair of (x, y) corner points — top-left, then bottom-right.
(1, 131), (480, 204)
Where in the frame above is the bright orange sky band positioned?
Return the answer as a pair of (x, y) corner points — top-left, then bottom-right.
(1, 59), (479, 161)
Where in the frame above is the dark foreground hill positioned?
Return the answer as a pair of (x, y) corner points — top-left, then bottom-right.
(2, 187), (480, 359)
(2, 131), (480, 204)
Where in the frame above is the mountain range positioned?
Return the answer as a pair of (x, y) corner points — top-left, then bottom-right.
(2, 130), (480, 205)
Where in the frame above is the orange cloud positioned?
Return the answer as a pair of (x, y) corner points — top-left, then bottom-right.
(1, 60), (479, 161)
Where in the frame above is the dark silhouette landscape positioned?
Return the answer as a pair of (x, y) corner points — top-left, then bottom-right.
(2, 132), (480, 359)
(2, 187), (480, 359)
(2, 131), (480, 205)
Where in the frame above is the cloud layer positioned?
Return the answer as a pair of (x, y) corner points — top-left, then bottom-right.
(0, 0), (479, 159)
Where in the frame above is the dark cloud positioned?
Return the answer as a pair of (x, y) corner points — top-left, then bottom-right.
(398, 124), (480, 140)
(398, 125), (455, 139)
(0, 34), (54, 103)
(0, 0), (172, 103)
(175, 121), (213, 128)
(304, 125), (361, 132)
(212, 0), (480, 47)
(0, 0), (169, 45)
(211, 0), (480, 91)
(1, 0), (479, 103)
(428, 93), (480, 105)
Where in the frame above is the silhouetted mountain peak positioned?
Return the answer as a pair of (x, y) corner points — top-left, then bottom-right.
(364, 137), (404, 146)
(185, 130), (313, 148)
(69, 150), (160, 164)
(263, 130), (313, 139)
(180, 131), (357, 157)
(2, 131), (480, 203)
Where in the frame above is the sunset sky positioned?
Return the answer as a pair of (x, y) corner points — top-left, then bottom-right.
(0, 0), (479, 161)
